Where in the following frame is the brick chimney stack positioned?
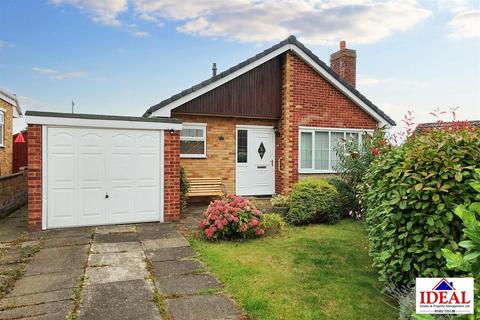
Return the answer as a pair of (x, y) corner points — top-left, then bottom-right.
(330, 40), (357, 88)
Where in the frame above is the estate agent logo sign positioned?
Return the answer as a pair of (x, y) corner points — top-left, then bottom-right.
(416, 278), (474, 314)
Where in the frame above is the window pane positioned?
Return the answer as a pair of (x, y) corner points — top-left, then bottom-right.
(237, 130), (247, 163)
(346, 132), (359, 147)
(181, 128), (203, 138)
(180, 141), (205, 155)
(314, 132), (329, 170)
(330, 132), (344, 170)
(300, 132), (313, 169)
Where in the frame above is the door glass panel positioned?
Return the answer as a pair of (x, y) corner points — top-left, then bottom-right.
(314, 132), (329, 170)
(258, 142), (266, 159)
(300, 132), (312, 169)
(237, 130), (247, 163)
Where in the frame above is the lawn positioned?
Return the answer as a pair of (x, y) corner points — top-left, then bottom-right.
(191, 219), (397, 320)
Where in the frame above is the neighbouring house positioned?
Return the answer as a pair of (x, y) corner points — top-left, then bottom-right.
(144, 36), (395, 196)
(416, 120), (480, 132)
(0, 88), (26, 218)
(25, 35), (395, 230)
(0, 88), (22, 176)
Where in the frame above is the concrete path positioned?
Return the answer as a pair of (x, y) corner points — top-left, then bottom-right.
(0, 210), (242, 320)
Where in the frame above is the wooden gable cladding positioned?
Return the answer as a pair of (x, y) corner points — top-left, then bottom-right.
(173, 55), (283, 119)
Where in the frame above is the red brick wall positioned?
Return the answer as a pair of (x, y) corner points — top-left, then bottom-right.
(27, 124), (42, 231)
(163, 130), (180, 221)
(278, 52), (377, 194)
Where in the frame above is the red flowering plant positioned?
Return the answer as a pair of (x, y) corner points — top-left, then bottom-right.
(199, 195), (265, 240)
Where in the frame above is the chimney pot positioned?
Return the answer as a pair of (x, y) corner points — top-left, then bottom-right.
(340, 40), (346, 50)
(212, 63), (217, 77)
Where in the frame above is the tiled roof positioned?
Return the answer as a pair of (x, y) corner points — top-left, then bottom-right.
(143, 35), (396, 126)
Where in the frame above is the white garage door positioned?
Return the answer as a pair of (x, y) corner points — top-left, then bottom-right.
(47, 127), (162, 228)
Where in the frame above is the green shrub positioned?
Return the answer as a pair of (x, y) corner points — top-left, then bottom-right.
(286, 179), (339, 225)
(362, 127), (480, 286)
(270, 194), (289, 207)
(261, 213), (287, 236)
(180, 167), (189, 211)
(328, 178), (358, 217)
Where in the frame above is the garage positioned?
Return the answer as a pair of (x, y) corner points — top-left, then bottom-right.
(25, 111), (182, 230)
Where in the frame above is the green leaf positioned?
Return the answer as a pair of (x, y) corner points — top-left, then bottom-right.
(427, 217), (434, 226)
(470, 181), (480, 193)
(458, 240), (475, 249)
(455, 172), (463, 182)
(415, 183), (423, 191)
(432, 194), (440, 202)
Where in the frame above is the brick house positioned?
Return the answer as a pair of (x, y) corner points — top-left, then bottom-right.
(0, 88), (22, 176)
(25, 35), (395, 230)
(144, 36), (395, 196)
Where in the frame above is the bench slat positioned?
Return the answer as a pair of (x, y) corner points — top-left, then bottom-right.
(187, 177), (225, 197)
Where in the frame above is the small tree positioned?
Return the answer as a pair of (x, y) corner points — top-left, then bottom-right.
(334, 129), (389, 216)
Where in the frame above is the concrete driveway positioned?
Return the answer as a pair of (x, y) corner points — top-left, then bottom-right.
(0, 208), (242, 320)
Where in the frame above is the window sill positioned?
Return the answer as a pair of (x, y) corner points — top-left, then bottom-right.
(298, 169), (337, 174)
(180, 154), (207, 159)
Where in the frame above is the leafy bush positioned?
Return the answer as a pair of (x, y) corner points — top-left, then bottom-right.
(261, 213), (286, 236)
(328, 178), (358, 217)
(270, 194), (289, 207)
(180, 167), (190, 211)
(286, 179), (339, 225)
(362, 126), (480, 286)
(414, 171), (480, 320)
(199, 195), (265, 240)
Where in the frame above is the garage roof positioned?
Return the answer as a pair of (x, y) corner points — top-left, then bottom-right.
(26, 111), (182, 130)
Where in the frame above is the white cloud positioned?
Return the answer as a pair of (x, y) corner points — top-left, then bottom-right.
(48, 0), (432, 45)
(0, 40), (14, 49)
(33, 67), (88, 80)
(447, 10), (480, 39)
(50, 0), (128, 26)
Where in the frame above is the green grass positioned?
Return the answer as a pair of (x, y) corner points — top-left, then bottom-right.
(191, 219), (397, 320)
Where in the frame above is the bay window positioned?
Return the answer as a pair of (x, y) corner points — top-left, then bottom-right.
(298, 127), (369, 173)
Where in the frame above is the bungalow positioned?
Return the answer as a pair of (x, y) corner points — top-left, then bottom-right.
(25, 35), (395, 230)
(144, 36), (395, 196)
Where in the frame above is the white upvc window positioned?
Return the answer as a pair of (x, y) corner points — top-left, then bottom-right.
(299, 127), (371, 173)
(0, 110), (4, 147)
(180, 123), (207, 158)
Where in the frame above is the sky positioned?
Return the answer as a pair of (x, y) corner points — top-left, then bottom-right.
(0, 0), (479, 134)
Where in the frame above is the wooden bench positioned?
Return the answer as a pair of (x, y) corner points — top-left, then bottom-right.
(187, 178), (226, 198)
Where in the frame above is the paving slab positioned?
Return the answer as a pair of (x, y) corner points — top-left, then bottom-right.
(0, 300), (72, 320)
(85, 265), (147, 285)
(78, 279), (161, 320)
(141, 238), (189, 251)
(167, 294), (241, 320)
(145, 246), (196, 262)
(8, 269), (83, 297)
(42, 235), (91, 248)
(156, 274), (222, 295)
(0, 251), (24, 265)
(94, 233), (140, 243)
(42, 228), (92, 239)
(25, 245), (89, 275)
(95, 225), (137, 234)
(152, 259), (204, 277)
(90, 242), (142, 253)
(88, 251), (145, 267)
(0, 289), (73, 309)
(137, 230), (182, 240)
